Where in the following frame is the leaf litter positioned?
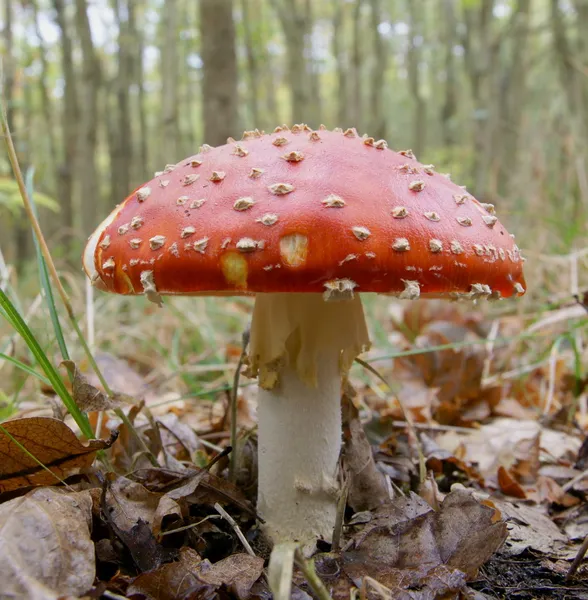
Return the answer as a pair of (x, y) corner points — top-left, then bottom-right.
(1, 299), (587, 598)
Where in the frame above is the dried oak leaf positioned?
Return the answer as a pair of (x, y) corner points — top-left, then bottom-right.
(342, 394), (389, 512)
(127, 547), (264, 600)
(61, 360), (122, 411)
(103, 475), (182, 537)
(132, 467), (256, 516)
(0, 417), (114, 492)
(497, 466), (527, 499)
(349, 488), (507, 581)
(0, 487), (94, 598)
(491, 499), (575, 558)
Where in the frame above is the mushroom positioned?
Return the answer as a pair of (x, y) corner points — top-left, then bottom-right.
(82, 126), (526, 550)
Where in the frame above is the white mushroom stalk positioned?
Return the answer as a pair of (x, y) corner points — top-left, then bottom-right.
(248, 290), (370, 549)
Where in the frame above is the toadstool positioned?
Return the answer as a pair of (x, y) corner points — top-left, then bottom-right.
(82, 125), (526, 550)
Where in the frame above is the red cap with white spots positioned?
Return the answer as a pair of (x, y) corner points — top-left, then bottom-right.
(83, 125), (526, 304)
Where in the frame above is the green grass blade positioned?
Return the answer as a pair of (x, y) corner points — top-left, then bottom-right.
(0, 287), (93, 438)
(25, 169), (71, 365)
(0, 352), (51, 386)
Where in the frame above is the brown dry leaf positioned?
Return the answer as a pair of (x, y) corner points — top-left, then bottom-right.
(435, 418), (581, 481)
(127, 547), (264, 600)
(342, 395), (389, 512)
(0, 417), (114, 492)
(61, 360), (120, 411)
(492, 499), (575, 558)
(497, 466), (527, 499)
(104, 475), (181, 535)
(349, 488), (507, 581)
(157, 412), (200, 461)
(0, 487), (94, 598)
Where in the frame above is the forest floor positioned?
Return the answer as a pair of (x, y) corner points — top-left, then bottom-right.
(1, 256), (588, 599)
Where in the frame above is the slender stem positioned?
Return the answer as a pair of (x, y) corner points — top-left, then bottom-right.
(229, 325), (250, 482)
(294, 549), (333, 600)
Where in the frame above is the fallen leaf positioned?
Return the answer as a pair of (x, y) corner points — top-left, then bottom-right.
(342, 395), (389, 512)
(127, 548), (264, 600)
(497, 466), (527, 499)
(0, 487), (94, 598)
(61, 360), (120, 411)
(108, 517), (177, 573)
(349, 488), (507, 580)
(0, 417), (114, 492)
(125, 547), (209, 600)
(103, 475), (181, 536)
(492, 499), (575, 558)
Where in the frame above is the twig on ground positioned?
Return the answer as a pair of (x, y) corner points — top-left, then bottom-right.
(567, 533), (588, 579)
(332, 475), (349, 552)
(214, 502), (256, 557)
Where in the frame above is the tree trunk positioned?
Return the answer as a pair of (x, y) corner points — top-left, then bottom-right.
(369, 0), (387, 139)
(110, 0), (134, 203)
(498, 0), (531, 194)
(160, 0), (180, 162)
(461, 0), (497, 196)
(350, 0), (364, 131)
(406, 0), (426, 158)
(199, 0), (239, 145)
(271, 0), (313, 126)
(332, 0), (348, 127)
(128, 0), (149, 182)
(440, 0), (458, 147)
(74, 0), (102, 235)
(1, 0), (16, 264)
(241, 0), (261, 128)
(51, 0), (79, 255)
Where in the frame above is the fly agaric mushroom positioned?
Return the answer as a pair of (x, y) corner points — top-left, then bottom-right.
(83, 125), (526, 549)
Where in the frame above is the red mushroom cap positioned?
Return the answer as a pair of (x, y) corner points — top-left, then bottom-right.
(83, 126), (526, 301)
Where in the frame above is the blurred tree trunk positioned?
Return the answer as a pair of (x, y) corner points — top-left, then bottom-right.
(350, 0), (364, 131)
(552, 0), (588, 141)
(498, 0), (531, 194)
(369, 0), (387, 139)
(31, 0), (58, 192)
(160, 0), (180, 162)
(74, 0), (102, 235)
(259, 1), (279, 126)
(461, 0), (497, 196)
(200, 0), (239, 144)
(128, 1), (149, 181)
(51, 0), (78, 254)
(3, 0), (15, 138)
(1, 0), (15, 263)
(109, 0), (133, 203)
(306, 0), (322, 126)
(241, 0), (261, 128)
(406, 0), (426, 157)
(178, 0), (196, 156)
(271, 0), (315, 126)
(576, 0), (588, 116)
(440, 0), (458, 147)
(332, 0), (348, 127)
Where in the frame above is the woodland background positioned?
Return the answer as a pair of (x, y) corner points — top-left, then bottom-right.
(1, 0), (587, 275)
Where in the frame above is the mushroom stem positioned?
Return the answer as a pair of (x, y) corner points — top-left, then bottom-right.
(257, 351), (341, 547)
(249, 292), (370, 549)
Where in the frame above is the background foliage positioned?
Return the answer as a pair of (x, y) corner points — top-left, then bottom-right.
(1, 0), (586, 270)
